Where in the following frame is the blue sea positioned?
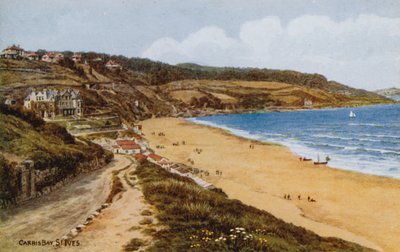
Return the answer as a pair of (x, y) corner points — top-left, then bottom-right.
(188, 104), (400, 178)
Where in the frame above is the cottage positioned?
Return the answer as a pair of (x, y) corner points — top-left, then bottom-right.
(105, 60), (122, 69)
(4, 96), (17, 106)
(57, 89), (83, 117)
(42, 52), (64, 63)
(24, 88), (83, 118)
(25, 52), (39, 60)
(304, 98), (313, 108)
(54, 53), (64, 62)
(132, 125), (142, 135)
(0, 44), (24, 59)
(72, 54), (82, 63)
(158, 159), (173, 169)
(113, 140), (141, 154)
(42, 53), (54, 62)
(147, 153), (170, 164)
(134, 153), (147, 161)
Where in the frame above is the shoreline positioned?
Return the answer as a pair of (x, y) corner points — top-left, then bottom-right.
(187, 116), (399, 180)
(141, 117), (400, 252)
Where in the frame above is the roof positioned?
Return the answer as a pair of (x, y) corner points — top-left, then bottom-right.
(158, 160), (172, 165)
(147, 153), (164, 161)
(120, 143), (141, 150)
(134, 153), (147, 161)
(4, 45), (23, 51)
(26, 52), (38, 56)
(106, 60), (120, 66)
(116, 140), (136, 145)
(115, 139), (140, 150)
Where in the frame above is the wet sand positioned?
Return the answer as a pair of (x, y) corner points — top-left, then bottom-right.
(141, 117), (400, 252)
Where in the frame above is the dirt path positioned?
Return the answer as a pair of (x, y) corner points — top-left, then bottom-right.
(0, 155), (131, 252)
(60, 162), (155, 251)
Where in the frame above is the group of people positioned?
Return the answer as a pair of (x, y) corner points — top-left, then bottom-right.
(249, 143), (255, 149)
(172, 140), (186, 146)
(284, 194), (317, 202)
(215, 170), (223, 176)
(156, 145), (165, 149)
(187, 158), (195, 165)
(151, 131), (166, 136)
(194, 148), (203, 154)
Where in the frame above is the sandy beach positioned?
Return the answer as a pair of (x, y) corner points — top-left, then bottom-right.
(141, 117), (400, 252)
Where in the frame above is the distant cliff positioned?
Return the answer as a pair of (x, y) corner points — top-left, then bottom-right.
(375, 87), (400, 96)
(0, 57), (393, 123)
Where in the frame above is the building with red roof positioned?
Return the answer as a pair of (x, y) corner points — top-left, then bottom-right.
(1, 44), (24, 59)
(134, 153), (147, 161)
(113, 139), (141, 154)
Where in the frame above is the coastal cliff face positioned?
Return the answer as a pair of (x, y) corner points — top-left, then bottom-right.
(0, 58), (393, 123)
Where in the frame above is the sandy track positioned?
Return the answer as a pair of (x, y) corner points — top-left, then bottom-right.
(60, 163), (155, 252)
(0, 155), (131, 252)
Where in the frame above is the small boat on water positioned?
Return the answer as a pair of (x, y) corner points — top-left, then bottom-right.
(302, 157), (312, 161)
(349, 111), (356, 118)
(314, 154), (328, 165)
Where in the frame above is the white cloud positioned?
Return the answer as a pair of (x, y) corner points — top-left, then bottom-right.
(142, 15), (400, 90)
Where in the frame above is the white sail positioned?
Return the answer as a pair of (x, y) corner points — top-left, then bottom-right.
(349, 111), (356, 118)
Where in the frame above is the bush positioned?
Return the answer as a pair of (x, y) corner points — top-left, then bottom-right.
(139, 217), (153, 225)
(123, 238), (146, 251)
(140, 209), (153, 216)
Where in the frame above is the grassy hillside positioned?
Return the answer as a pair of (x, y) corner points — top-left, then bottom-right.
(0, 104), (113, 202)
(134, 161), (371, 252)
(0, 57), (393, 123)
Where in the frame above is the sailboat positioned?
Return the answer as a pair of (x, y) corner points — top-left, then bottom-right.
(314, 154), (328, 165)
(349, 111), (356, 118)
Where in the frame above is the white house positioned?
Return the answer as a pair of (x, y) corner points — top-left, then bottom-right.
(147, 153), (172, 168)
(112, 140), (141, 154)
(25, 52), (39, 60)
(72, 54), (82, 63)
(304, 98), (313, 108)
(105, 60), (122, 69)
(0, 45), (24, 59)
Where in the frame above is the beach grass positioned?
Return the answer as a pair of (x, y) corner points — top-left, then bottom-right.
(134, 161), (372, 252)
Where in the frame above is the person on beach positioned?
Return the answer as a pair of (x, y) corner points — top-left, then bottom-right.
(287, 194), (291, 200)
(298, 195), (301, 200)
(307, 196), (310, 202)
(284, 194), (287, 199)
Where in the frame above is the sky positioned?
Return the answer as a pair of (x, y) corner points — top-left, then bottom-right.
(0, 0), (399, 90)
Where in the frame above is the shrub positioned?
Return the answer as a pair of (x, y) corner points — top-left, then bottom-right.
(123, 238), (146, 251)
(140, 209), (153, 216)
(139, 217), (153, 225)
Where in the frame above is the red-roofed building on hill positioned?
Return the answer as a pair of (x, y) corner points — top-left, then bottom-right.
(105, 60), (122, 70)
(1, 44), (24, 59)
(134, 153), (147, 161)
(147, 153), (172, 168)
(72, 54), (82, 63)
(113, 140), (141, 154)
(25, 52), (39, 61)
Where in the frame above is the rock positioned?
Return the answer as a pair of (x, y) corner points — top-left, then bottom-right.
(76, 224), (85, 231)
(70, 228), (78, 236)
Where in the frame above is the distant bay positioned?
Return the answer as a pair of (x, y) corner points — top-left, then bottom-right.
(188, 104), (400, 178)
